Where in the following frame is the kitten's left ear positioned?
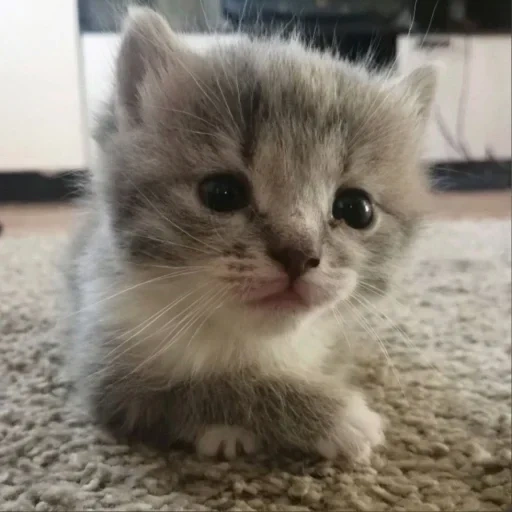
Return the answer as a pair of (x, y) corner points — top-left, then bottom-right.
(399, 64), (439, 123)
(115, 7), (185, 126)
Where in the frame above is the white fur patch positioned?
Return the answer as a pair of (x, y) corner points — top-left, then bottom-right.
(315, 393), (385, 462)
(195, 425), (258, 459)
(115, 277), (340, 383)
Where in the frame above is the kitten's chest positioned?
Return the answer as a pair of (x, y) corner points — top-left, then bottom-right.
(113, 296), (335, 382)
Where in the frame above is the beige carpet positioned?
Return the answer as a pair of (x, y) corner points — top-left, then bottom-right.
(0, 220), (511, 511)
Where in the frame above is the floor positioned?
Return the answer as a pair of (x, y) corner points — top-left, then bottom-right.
(0, 192), (510, 236)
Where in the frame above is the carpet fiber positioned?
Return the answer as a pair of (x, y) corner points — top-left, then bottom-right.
(1, 221), (511, 511)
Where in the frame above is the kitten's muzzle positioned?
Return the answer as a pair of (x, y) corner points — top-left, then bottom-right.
(222, 244), (325, 310)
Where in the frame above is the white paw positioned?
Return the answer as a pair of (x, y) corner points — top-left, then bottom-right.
(316, 393), (385, 462)
(195, 425), (259, 460)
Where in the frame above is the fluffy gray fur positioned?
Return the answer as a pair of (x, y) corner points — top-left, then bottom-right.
(65, 7), (437, 460)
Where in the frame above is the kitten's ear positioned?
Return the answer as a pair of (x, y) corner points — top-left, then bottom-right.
(399, 64), (439, 123)
(115, 7), (181, 125)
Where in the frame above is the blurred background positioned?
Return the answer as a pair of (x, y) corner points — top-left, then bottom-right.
(0, 0), (510, 233)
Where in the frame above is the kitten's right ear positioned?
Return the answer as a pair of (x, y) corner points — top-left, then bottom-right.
(115, 7), (182, 126)
(399, 64), (440, 125)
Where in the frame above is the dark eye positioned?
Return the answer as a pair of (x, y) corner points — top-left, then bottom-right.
(332, 188), (374, 229)
(198, 173), (250, 213)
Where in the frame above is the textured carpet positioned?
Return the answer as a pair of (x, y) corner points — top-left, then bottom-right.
(0, 220), (511, 511)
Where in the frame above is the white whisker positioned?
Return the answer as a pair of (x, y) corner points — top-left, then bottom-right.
(103, 280), (213, 361)
(136, 233), (216, 257)
(331, 307), (352, 352)
(352, 290), (442, 377)
(419, 0), (440, 49)
(407, 0), (418, 41)
(127, 285), (226, 376)
(63, 269), (204, 320)
(344, 297), (405, 397)
(82, 281), (217, 383)
(182, 285), (233, 353)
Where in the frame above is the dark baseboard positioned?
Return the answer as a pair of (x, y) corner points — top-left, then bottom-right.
(0, 171), (85, 203)
(0, 160), (509, 203)
(431, 160), (511, 192)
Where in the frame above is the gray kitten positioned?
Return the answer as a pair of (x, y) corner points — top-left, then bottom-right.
(65, 7), (436, 461)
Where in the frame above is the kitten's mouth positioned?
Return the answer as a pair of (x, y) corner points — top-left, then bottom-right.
(248, 288), (308, 310)
(226, 275), (338, 312)
(234, 279), (310, 311)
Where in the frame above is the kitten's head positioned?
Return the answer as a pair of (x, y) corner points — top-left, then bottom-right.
(96, 8), (436, 328)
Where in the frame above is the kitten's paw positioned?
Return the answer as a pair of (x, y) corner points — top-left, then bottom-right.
(316, 393), (384, 463)
(195, 425), (259, 460)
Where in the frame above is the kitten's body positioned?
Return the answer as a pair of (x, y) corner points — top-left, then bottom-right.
(66, 8), (436, 460)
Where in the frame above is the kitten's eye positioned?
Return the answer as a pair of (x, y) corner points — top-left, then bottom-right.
(198, 173), (250, 213)
(332, 188), (374, 229)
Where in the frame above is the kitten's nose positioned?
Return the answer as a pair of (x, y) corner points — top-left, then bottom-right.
(268, 246), (321, 282)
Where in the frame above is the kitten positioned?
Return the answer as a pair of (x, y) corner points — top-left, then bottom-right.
(65, 7), (436, 461)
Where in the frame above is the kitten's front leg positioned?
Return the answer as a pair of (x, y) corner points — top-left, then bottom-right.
(316, 392), (385, 462)
(89, 371), (260, 458)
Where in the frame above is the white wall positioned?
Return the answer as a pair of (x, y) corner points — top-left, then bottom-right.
(398, 34), (512, 162)
(0, 0), (88, 172)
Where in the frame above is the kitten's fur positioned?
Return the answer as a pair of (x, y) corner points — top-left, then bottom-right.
(65, 7), (436, 460)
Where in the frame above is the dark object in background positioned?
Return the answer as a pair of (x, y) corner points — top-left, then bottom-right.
(0, 172), (83, 203)
(224, 0), (511, 34)
(414, 0), (511, 33)
(432, 161), (512, 192)
(223, 0), (411, 67)
(223, 0), (512, 65)
(223, 0), (410, 29)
